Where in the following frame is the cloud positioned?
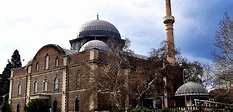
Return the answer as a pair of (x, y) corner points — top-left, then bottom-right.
(0, 0), (232, 72)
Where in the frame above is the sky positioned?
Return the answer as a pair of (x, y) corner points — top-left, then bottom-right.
(0, 0), (232, 72)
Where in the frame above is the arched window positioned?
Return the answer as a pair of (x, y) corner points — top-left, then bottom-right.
(55, 57), (59, 67)
(43, 77), (48, 92)
(54, 77), (59, 90)
(75, 97), (79, 111)
(16, 104), (20, 112)
(53, 100), (57, 112)
(36, 62), (39, 72)
(45, 55), (49, 69)
(18, 84), (22, 96)
(34, 81), (38, 93)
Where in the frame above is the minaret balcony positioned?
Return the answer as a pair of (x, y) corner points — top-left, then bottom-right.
(163, 16), (175, 24)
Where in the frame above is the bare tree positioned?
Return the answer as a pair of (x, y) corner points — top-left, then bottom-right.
(88, 38), (133, 109)
(87, 39), (205, 109)
(129, 59), (164, 108)
(89, 38), (165, 109)
(201, 64), (215, 89)
(179, 61), (203, 84)
(208, 12), (233, 104)
(212, 12), (233, 88)
(152, 41), (204, 84)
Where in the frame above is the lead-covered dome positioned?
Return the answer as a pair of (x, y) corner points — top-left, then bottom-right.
(175, 82), (209, 97)
(79, 40), (109, 52)
(78, 19), (121, 38)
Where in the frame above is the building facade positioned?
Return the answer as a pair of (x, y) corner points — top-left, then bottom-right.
(8, 18), (183, 112)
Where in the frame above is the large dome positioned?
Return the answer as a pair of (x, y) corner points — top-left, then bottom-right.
(175, 82), (209, 97)
(79, 40), (109, 52)
(78, 19), (121, 38)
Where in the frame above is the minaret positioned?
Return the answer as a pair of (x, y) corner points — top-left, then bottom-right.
(163, 0), (175, 64)
(97, 13), (99, 20)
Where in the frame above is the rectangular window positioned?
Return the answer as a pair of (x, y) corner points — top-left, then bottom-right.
(43, 79), (48, 92)
(34, 81), (38, 93)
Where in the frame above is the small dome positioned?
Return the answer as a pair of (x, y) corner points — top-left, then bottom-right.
(78, 19), (121, 38)
(175, 82), (209, 97)
(79, 40), (109, 52)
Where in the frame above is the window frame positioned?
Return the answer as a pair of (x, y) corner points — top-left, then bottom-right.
(55, 57), (59, 68)
(34, 81), (38, 93)
(43, 77), (48, 92)
(36, 62), (39, 72)
(54, 76), (59, 90)
(45, 55), (49, 70)
(18, 84), (22, 96)
(75, 96), (80, 111)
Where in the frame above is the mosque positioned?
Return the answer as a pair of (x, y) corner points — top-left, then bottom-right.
(8, 0), (209, 112)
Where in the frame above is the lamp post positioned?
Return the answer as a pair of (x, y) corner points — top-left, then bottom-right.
(180, 64), (187, 111)
(182, 69), (187, 111)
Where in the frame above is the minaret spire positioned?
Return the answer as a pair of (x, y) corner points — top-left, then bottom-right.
(163, 0), (175, 64)
(97, 13), (99, 20)
(165, 0), (172, 16)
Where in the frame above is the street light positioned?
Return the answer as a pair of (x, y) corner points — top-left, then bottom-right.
(180, 64), (187, 111)
(183, 69), (187, 111)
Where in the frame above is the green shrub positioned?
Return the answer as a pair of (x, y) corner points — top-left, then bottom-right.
(192, 110), (201, 112)
(127, 107), (153, 112)
(110, 108), (125, 112)
(1, 101), (12, 112)
(158, 108), (172, 112)
(25, 99), (50, 112)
